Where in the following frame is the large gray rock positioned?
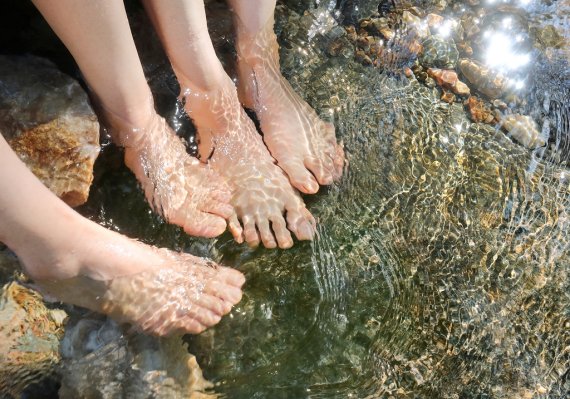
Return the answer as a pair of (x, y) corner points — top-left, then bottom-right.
(0, 55), (100, 207)
(59, 316), (215, 399)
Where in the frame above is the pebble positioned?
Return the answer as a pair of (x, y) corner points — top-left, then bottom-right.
(427, 68), (471, 95)
(500, 114), (546, 149)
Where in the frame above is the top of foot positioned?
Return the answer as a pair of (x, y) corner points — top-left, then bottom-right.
(235, 21), (345, 194)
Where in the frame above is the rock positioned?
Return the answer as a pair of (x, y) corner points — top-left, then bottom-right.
(441, 90), (456, 103)
(419, 35), (459, 69)
(0, 281), (66, 397)
(0, 55), (100, 207)
(59, 316), (215, 398)
(500, 114), (546, 149)
(402, 11), (430, 38)
(426, 13), (444, 30)
(458, 58), (509, 99)
(427, 68), (471, 96)
(466, 96), (498, 124)
(531, 25), (565, 49)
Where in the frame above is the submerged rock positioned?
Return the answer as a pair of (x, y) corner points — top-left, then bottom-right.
(0, 55), (100, 207)
(458, 58), (509, 99)
(419, 35), (459, 69)
(59, 316), (215, 398)
(466, 96), (498, 124)
(0, 281), (66, 397)
(427, 68), (470, 95)
(500, 114), (546, 149)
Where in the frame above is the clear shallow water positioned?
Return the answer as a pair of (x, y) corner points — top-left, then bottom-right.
(79, 0), (569, 397)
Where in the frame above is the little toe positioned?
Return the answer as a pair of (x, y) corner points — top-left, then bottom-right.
(286, 206), (316, 241)
(242, 215), (260, 248)
(256, 217), (277, 249)
(304, 156), (334, 186)
(269, 215), (294, 249)
(184, 212), (227, 238)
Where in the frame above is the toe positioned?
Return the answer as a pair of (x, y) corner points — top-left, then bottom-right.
(242, 215), (260, 247)
(184, 212), (227, 238)
(269, 215), (294, 249)
(281, 160), (320, 194)
(202, 200), (234, 219)
(304, 156), (334, 186)
(286, 205), (316, 241)
(256, 217), (277, 248)
(228, 213), (244, 244)
(332, 143), (345, 180)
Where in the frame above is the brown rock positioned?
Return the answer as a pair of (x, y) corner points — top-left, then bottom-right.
(0, 55), (100, 207)
(427, 68), (471, 96)
(426, 13), (444, 29)
(441, 91), (456, 103)
(466, 96), (498, 124)
(0, 281), (66, 397)
(9, 117), (100, 207)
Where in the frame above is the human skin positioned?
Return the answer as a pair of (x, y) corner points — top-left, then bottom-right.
(0, 135), (245, 336)
(31, 0), (235, 239)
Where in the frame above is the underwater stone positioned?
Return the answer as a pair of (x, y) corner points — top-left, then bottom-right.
(58, 316), (214, 398)
(0, 55), (100, 207)
(0, 281), (65, 397)
(427, 68), (470, 95)
(419, 35), (459, 69)
(500, 114), (546, 149)
(466, 96), (498, 124)
(458, 58), (509, 99)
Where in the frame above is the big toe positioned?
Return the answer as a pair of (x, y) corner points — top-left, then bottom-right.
(281, 160), (320, 194)
(183, 211), (227, 238)
(304, 156), (334, 186)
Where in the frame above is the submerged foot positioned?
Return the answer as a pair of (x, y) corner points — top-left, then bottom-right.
(234, 18), (345, 194)
(180, 76), (316, 249)
(102, 107), (234, 238)
(18, 214), (245, 337)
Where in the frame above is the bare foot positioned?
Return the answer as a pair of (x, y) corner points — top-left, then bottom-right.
(180, 76), (316, 249)
(101, 106), (234, 238)
(234, 18), (345, 194)
(18, 212), (244, 337)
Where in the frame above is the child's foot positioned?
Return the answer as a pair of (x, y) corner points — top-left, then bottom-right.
(234, 18), (345, 194)
(180, 77), (316, 249)
(102, 107), (234, 238)
(18, 212), (244, 337)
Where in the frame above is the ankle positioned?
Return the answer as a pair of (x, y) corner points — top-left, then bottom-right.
(13, 207), (86, 282)
(94, 94), (158, 148)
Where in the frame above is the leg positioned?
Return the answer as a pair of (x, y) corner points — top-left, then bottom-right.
(229, 0), (345, 193)
(142, 0), (316, 249)
(0, 135), (244, 336)
(32, 0), (234, 238)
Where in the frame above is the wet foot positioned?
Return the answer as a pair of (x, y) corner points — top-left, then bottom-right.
(180, 76), (316, 249)
(234, 18), (345, 194)
(101, 106), (234, 238)
(18, 211), (245, 337)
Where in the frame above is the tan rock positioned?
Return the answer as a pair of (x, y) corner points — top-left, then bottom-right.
(0, 281), (65, 397)
(500, 114), (546, 149)
(0, 55), (100, 207)
(458, 58), (509, 99)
